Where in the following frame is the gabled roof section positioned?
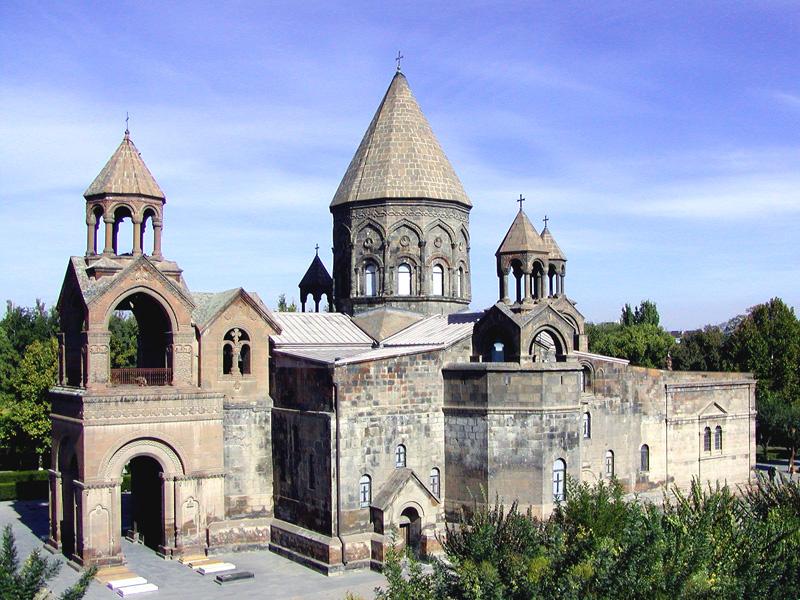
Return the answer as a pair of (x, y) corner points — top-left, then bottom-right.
(73, 255), (194, 311)
(371, 468), (440, 512)
(191, 288), (281, 334)
(382, 311), (482, 348)
(84, 132), (165, 200)
(331, 72), (470, 208)
(496, 210), (548, 255)
(299, 254), (333, 289)
(351, 306), (424, 342)
(541, 226), (566, 261)
(271, 312), (374, 347)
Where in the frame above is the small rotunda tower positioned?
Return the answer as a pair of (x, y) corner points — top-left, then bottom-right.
(83, 128), (166, 261)
(330, 70), (472, 316)
(495, 201), (568, 311)
(298, 246), (333, 312)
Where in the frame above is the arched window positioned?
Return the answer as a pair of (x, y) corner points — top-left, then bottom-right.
(397, 263), (412, 296)
(553, 458), (566, 503)
(222, 344), (233, 374)
(714, 426), (723, 451)
(430, 467), (440, 497)
(581, 366), (592, 393)
(491, 341), (505, 362)
(223, 328), (250, 375)
(395, 444), (407, 468)
(455, 267), (464, 297)
(364, 263), (378, 296)
(703, 427), (712, 452)
(640, 444), (650, 472)
(432, 264), (444, 296)
(582, 412), (591, 439)
(239, 343), (251, 375)
(532, 330), (559, 363)
(359, 475), (371, 508)
(604, 450), (614, 478)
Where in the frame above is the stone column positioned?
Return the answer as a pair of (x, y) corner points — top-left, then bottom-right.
(161, 474), (177, 554)
(86, 330), (111, 385)
(132, 218), (143, 256)
(418, 241), (428, 295)
(522, 267), (534, 307)
(102, 215), (115, 255)
(86, 216), (97, 256)
(47, 470), (62, 549)
(560, 270), (565, 296)
(499, 266), (510, 304)
(152, 219), (163, 259)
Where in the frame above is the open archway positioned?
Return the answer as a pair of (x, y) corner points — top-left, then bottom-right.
(110, 291), (173, 385)
(399, 506), (422, 558)
(122, 455), (164, 551)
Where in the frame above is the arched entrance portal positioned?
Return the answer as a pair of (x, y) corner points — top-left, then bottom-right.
(399, 506), (422, 558)
(122, 456), (164, 551)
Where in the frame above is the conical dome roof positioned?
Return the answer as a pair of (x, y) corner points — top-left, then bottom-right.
(84, 132), (165, 200)
(331, 72), (470, 208)
(541, 226), (566, 261)
(299, 253), (333, 289)
(496, 210), (548, 255)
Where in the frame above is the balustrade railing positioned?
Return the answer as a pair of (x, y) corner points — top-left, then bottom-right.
(110, 368), (172, 386)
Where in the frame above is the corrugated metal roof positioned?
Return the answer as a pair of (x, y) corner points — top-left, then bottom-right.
(273, 346), (369, 364)
(274, 343), (441, 366)
(271, 312), (374, 347)
(382, 312), (482, 347)
(335, 345), (441, 365)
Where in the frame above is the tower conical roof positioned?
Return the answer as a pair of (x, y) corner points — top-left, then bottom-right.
(299, 253), (333, 289)
(330, 72), (470, 208)
(496, 210), (548, 255)
(541, 226), (566, 261)
(84, 132), (165, 200)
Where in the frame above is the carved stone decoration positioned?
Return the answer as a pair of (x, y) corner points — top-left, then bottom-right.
(434, 236), (443, 249)
(133, 267), (151, 283)
(400, 235), (410, 248)
(352, 206), (469, 224)
(364, 237), (374, 249)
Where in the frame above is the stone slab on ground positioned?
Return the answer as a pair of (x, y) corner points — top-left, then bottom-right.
(116, 582), (159, 596)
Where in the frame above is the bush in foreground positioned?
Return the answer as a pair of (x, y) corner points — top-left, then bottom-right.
(373, 476), (800, 600)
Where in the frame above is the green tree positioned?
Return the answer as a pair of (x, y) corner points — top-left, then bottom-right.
(0, 525), (96, 599)
(277, 293), (298, 312)
(726, 298), (800, 471)
(671, 326), (728, 372)
(634, 299), (660, 326)
(5, 338), (59, 462)
(109, 311), (138, 368)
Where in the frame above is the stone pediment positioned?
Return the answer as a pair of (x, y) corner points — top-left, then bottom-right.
(700, 401), (728, 417)
(372, 468), (439, 513)
(193, 288), (281, 335)
(85, 255), (195, 313)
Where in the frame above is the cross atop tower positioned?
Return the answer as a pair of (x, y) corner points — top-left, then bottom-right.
(517, 194), (525, 211)
(543, 215), (549, 229)
(395, 51), (404, 72)
(125, 112), (130, 136)
(315, 243), (319, 256)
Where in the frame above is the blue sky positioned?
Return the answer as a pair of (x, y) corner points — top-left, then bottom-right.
(1, 2), (798, 329)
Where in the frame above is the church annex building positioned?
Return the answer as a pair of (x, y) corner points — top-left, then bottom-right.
(47, 70), (756, 573)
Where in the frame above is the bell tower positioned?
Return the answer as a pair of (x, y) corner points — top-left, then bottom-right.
(330, 71), (472, 317)
(84, 128), (166, 261)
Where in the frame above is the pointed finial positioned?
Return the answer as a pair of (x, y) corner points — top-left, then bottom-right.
(517, 194), (525, 211)
(315, 243), (319, 256)
(395, 50), (404, 72)
(124, 112), (130, 137)
(543, 215), (549, 229)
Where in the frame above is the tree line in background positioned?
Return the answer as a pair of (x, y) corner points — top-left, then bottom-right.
(366, 476), (800, 600)
(587, 298), (800, 472)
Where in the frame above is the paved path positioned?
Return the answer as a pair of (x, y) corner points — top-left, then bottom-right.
(0, 500), (385, 599)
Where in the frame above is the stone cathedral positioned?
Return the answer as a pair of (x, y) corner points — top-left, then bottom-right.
(47, 70), (756, 573)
